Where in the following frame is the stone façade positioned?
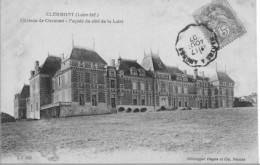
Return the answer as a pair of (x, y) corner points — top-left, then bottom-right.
(14, 46), (235, 119)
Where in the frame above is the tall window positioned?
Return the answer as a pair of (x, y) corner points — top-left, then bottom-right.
(148, 95), (152, 105)
(178, 86), (182, 93)
(31, 105), (32, 112)
(185, 99), (187, 107)
(111, 79), (115, 88)
(160, 81), (166, 92)
(119, 70), (124, 77)
(92, 74), (97, 84)
(179, 99), (182, 107)
(79, 72), (84, 83)
(92, 94), (97, 106)
(79, 94), (85, 105)
(140, 82), (145, 90)
(184, 87), (188, 94)
(173, 98), (176, 107)
(148, 83), (152, 91)
(133, 95), (137, 105)
(111, 94), (116, 108)
(141, 96), (145, 105)
(58, 76), (61, 87)
(132, 82), (137, 90)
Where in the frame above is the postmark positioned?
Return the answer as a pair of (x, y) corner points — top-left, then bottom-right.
(192, 0), (246, 49)
(175, 24), (219, 67)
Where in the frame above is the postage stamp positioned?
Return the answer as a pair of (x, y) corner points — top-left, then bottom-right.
(175, 24), (219, 67)
(192, 0), (246, 49)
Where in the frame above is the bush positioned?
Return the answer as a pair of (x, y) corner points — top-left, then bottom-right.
(126, 108), (132, 113)
(172, 107), (178, 110)
(133, 108), (140, 113)
(140, 108), (147, 112)
(118, 107), (125, 113)
(160, 106), (166, 111)
(186, 107), (192, 110)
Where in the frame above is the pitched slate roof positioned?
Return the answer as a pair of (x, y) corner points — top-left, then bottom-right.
(20, 85), (30, 98)
(210, 71), (234, 82)
(69, 47), (107, 64)
(118, 58), (152, 77)
(141, 54), (168, 73)
(40, 56), (62, 76)
(166, 66), (184, 74)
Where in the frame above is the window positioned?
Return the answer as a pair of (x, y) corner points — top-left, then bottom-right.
(119, 70), (124, 77)
(31, 104), (32, 112)
(179, 99), (182, 107)
(79, 72), (84, 83)
(130, 67), (137, 76)
(185, 99), (187, 107)
(139, 69), (145, 76)
(109, 70), (115, 77)
(160, 81), (166, 92)
(91, 62), (98, 69)
(58, 76), (61, 87)
(79, 94), (85, 105)
(133, 95), (137, 105)
(178, 86), (182, 93)
(184, 87), (188, 94)
(140, 82), (145, 90)
(110, 79), (115, 88)
(92, 74), (97, 84)
(204, 89), (208, 96)
(148, 83), (152, 91)
(120, 84), (124, 88)
(92, 94), (97, 106)
(148, 95), (152, 105)
(111, 95), (116, 108)
(141, 96), (145, 105)
(173, 98), (176, 107)
(132, 81), (137, 90)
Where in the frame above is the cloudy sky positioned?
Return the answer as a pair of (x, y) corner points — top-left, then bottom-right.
(1, 0), (256, 115)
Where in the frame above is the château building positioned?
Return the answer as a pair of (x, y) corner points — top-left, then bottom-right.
(14, 46), (235, 119)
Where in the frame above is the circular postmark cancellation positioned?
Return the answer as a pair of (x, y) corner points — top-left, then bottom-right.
(175, 24), (219, 67)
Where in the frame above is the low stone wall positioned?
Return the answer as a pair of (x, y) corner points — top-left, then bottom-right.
(60, 102), (110, 117)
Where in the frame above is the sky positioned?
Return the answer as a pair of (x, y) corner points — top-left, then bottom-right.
(1, 0), (256, 116)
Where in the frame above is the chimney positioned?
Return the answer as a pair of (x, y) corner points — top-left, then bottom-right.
(30, 70), (35, 77)
(62, 53), (64, 59)
(110, 59), (115, 67)
(194, 68), (198, 79)
(118, 57), (122, 66)
(35, 61), (39, 68)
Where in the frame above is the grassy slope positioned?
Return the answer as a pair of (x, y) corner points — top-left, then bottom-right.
(1, 107), (257, 160)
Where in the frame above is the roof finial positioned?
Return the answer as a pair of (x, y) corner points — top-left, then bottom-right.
(93, 38), (95, 51)
(225, 65), (226, 73)
(216, 62), (218, 71)
(72, 34), (74, 47)
(150, 48), (152, 54)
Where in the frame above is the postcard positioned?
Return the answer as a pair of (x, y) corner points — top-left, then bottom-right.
(1, 0), (257, 163)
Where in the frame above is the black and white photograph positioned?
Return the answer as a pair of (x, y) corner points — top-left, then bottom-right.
(0, 0), (258, 163)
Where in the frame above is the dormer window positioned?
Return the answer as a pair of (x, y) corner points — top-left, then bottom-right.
(91, 62), (98, 69)
(138, 69), (145, 76)
(130, 67), (137, 76)
(119, 70), (124, 77)
(109, 70), (115, 77)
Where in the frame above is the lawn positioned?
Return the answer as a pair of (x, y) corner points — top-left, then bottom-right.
(1, 107), (258, 163)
